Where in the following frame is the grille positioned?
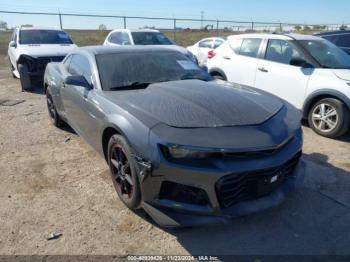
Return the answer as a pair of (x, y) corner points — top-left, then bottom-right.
(216, 151), (302, 208)
(36, 56), (65, 71)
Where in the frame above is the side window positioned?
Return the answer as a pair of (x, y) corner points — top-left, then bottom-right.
(265, 39), (305, 65)
(336, 34), (350, 47)
(198, 39), (213, 48)
(68, 54), (92, 84)
(213, 40), (224, 49)
(108, 32), (131, 45)
(229, 39), (243, 53)
(238, 38), (262, 58)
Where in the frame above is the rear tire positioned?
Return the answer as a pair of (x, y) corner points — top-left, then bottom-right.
(308, 98), (350, 138)
(18, 64), (32, 91)
(108, 134), (141, 210)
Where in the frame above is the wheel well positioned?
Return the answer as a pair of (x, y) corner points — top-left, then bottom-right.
(303, 94), (349, 119)
(209, 70), (227, 80)
(210, 71), (223, 77)
(102, 127), (120, 161)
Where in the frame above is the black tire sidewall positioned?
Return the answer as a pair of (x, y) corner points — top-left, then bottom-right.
(308, 98), (349, 138)
(107, 134), (141, 210)
(18, 64), (32, 91)
(46, 90), (64, 127)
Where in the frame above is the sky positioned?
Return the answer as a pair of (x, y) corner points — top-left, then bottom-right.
(0, 0), (349, 29)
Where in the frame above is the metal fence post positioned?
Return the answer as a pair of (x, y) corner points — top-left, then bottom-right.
(173, 18), (176, 41)
(279, 23), (283, 32)
(251, 22), (254, 31)
(216, 19), (219, 36)
(58, 13), (63, 29)
(123, 16), (126, 29)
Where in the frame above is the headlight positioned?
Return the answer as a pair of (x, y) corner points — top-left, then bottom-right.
(161, 145), (212, 159)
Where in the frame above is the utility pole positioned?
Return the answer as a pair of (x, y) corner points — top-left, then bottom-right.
(200, 11), (204, 30)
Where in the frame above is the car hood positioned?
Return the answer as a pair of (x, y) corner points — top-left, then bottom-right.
(333, 69), (350, 81)
(17, 44), (77, 58)
(107, 80), (284, 128)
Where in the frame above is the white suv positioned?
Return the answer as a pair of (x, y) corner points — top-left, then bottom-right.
(103, 29), (196, 62)
(207, 33), (350, 138)
(8, 27), (77, 91)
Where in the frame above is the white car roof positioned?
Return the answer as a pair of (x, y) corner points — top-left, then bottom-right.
(109, 28), (160, 33)
(227, 33), (322, 41)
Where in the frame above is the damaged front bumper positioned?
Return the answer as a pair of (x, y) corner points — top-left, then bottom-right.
(141, 159), (305, 227)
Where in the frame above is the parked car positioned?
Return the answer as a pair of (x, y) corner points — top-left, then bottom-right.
(315, 30), (350, 54)
(103, 28), (196, 62)
(207, 33), (350, 138)
(187, 37), (225, 66)
(8, 27), (77, 91)
(44, 46), (304, 227)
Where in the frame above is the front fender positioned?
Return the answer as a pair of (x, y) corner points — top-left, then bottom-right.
(302, 89), (350, 118)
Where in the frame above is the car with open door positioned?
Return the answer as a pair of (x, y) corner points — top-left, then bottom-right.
(207, 33), (350, 138)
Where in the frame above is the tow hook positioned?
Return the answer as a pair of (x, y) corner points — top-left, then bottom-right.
(133, 155), (152, 182)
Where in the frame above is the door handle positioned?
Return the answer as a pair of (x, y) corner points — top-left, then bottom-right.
(222, 55), (231, 60)
(258, 67), (268, 73)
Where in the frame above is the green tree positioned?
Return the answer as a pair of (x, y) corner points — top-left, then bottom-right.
(294, 25), (302, 31)
(98, 24), (107, 30)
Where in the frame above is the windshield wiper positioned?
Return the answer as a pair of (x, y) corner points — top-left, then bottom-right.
(109, 82), (151, 90)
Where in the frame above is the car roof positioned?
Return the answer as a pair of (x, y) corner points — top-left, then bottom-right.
(109, 28), (160, 33)
(315, 30), (350, 36)
(227, 33), (322, 41)
(17, 27), (62, 31)
(80, 45), (180, 55)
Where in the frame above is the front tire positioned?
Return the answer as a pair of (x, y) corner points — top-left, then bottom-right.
(108, 134), (141, 210)
(46, 90), (65, 128)
(18, 63), (32, 91)
(308, 98), (349, 138)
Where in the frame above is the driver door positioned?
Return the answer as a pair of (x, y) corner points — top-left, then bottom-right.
(62, 54), (94, 136)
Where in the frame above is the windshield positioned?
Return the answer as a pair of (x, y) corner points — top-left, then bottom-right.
(131, 32), (173, 45)
(19, 30), (73, 45)
(96, 51), (212, 91)
(299, 40), (350, 69)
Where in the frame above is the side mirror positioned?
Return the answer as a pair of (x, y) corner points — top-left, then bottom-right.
(64, 75), (92, 90)
(9, 41), (17, 48)
(290, 58), (313, 68)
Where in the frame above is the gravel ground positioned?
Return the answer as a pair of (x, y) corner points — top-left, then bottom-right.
(0, 62), (350, 256)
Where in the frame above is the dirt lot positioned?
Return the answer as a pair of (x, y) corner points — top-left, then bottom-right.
(0, 54), (350, 257)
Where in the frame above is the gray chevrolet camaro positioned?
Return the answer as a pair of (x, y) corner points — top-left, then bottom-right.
(44, 46), (305, 227)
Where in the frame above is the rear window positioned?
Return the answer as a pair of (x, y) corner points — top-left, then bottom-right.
(19, 30), (73, 45)
(131, 32), (173, 45)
